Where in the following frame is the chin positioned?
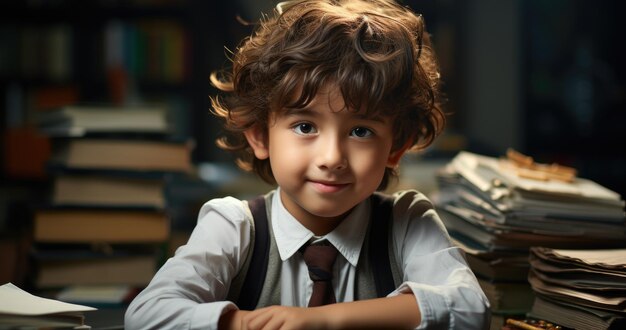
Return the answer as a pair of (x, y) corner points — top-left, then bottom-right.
(305, 200), (355, 219)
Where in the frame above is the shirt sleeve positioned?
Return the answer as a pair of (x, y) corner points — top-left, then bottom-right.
(387, 190), (490, 330)
(124, 196), (251, 330)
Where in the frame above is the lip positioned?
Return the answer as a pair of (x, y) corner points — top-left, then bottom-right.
(309, 180), (350, 193)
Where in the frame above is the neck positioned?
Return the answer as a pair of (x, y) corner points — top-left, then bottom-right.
(278, 190), (351, 236)
(299, 214), (345, 236)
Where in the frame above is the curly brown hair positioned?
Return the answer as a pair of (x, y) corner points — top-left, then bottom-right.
(210, 0), (445, 189)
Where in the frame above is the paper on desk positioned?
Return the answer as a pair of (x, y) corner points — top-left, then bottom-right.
(0, 283), (97, 316)
(549, 249), (626, 268)
(452, 151), (623, 202)
(528, 272), (626, 312)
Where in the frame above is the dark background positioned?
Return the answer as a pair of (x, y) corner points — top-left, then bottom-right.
(1, 0), (625, 198)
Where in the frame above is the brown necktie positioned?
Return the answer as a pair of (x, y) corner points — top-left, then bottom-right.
(301, 243), (338, 307)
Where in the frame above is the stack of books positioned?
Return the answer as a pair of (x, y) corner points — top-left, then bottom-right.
(527, 247), (626, 329)
(433, 149), (626, 325)
(32, 104), (194, 306)
(0, 282), (96, 329)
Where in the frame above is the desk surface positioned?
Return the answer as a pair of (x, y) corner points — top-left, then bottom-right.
(85, 306), (126, 330)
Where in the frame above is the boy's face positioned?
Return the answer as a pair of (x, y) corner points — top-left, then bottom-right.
(245, 85), (404, 234)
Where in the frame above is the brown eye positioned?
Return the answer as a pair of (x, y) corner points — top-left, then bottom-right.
(293, 123), (317, 135)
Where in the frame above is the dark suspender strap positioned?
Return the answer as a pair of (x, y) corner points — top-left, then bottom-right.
(369, 193), (396, 297)
(236, 195), (270, 310)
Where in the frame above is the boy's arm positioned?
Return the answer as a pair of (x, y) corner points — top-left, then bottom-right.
(391, 191), (490, 329)
(220, 293), (419, 330)
(125, 198), (252, 330)
(324, 294), (420, 329)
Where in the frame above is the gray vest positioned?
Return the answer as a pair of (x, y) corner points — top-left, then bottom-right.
(226, 191), (404, 308)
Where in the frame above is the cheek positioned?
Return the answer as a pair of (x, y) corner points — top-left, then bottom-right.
(268, 136), (306, 172)
(350, 146), (391, 176)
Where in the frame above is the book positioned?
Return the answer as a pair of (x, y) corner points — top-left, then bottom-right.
(37, 105), (170, 137)
(34, 208), (170, 243)
(528, 295), (626, 330)
(50, 138), (193, 174)
(35, 253), (157, 288)
(0, 282), (95, 329)
(52, 174), (165, 209)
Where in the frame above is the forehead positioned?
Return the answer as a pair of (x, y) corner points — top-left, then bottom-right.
(278, 83), (390, 122)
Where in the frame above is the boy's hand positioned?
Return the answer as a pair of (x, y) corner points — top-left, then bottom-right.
(219, 309), (250, 330)
(238, 306), (329, 330)
(219, 307), (328, 330)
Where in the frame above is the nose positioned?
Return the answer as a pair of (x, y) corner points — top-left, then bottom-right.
(316, 136), (347, 171)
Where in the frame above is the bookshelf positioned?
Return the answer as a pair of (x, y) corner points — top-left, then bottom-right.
(0, 1), (246, 298)
(0, 0), (249, 161)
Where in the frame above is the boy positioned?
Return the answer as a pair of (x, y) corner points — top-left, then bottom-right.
(125, 0), (489, 329)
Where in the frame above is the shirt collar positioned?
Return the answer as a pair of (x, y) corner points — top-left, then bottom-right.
(271, 188), (370, 266)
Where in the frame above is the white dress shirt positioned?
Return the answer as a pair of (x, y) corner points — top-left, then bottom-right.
(125, 188), (490, 329)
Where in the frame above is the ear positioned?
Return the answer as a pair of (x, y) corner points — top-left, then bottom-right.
(243, 125), (270, 160)
(387, 140), (413, 167)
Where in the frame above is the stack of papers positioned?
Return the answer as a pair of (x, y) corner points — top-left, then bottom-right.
(433, 150), (626, 316)
(0, 283), (96, 329)
(436, 150), (626, 250)
(527, 247), (626, 329)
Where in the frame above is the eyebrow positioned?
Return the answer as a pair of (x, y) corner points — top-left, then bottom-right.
(282, 107), (317, 117)
(282, 106), (387, 124)
(353, 112), (387, 124)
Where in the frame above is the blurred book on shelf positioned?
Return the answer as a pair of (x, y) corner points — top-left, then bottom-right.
(433, 149), (626, 324)
(33, 208), (169, 244)
(51, 174), (165, 209)
(0, 24), (73, 81)
(103, 19), (189, 85)
(36, 105), (171, 137)
(48, 138), (193, 174)
(32, 244), (158, 289)
(527, 247), (626, 330)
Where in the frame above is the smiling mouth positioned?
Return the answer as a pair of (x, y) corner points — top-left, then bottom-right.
(309, 181), (350, 193)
